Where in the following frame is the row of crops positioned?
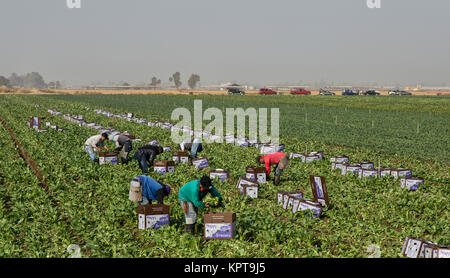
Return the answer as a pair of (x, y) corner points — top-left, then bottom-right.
(0, 94), (448, 257)
(41, 94), (450, 163)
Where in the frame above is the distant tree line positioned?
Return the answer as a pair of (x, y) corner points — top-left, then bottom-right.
(150, 72), (200, 89)
(0, 71), (202, 89)
(0, 72), (63, 89)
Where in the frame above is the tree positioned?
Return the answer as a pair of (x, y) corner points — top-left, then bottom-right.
(150, 77), (161, 86)
(187, 74), (200, 89)
(8, 73), (23, 87)
(23, 72), (47, 89)
(170, 72), (182, 89)
(0, 76), (10, 87)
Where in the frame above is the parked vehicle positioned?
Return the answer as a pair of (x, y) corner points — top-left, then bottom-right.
(362, 90), (380, 96)
(342, 89), (358, 96)
(259, 88), (277, 95)
(290, 88), (311, 95)
(319, 89), (335, 96)
(228, 88), (245, 95)
(389, 90), (412, 96)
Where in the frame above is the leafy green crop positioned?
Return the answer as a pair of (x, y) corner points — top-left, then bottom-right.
(0, 94), (448, 258)
(204, 196), (220, 207)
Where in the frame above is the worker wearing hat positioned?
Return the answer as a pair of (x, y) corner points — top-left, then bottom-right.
(129, 175), (171, 205)
(178, 176), (222, 235)
(133, 145), (164, 173)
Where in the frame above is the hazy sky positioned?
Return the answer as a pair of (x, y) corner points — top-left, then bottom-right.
(1, 0), (449, 86)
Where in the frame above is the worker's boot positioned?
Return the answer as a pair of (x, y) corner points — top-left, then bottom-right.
(274, 175), (281, 186)
(185, 224), (195, 235)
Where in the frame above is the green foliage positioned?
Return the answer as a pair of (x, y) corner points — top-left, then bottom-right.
(0, 94), (448, 258)
(204, 196), (219, 207)
(43, 94), (450, 162)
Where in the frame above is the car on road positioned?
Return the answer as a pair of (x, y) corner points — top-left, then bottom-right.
(389, 90), (412, 96)
(290, 88), (311, 95)
(319, 89), (335, 96)
(259, 88), (277, 95)
(228, 88), (245, 95)
(342, 89), (358, 96)
(362, 90), (380, 96)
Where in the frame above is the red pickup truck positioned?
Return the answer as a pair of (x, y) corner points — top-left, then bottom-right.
(290, 88), (311, 95)
(259, 88), (277, 95)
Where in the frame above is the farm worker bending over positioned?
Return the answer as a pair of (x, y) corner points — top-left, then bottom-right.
(83, 133), (109, 162)
(256, 152), (289, 185)
(179, 138), (203, 159)
(178, 176), (222, 235)
(129, 175), (171, 205)
(133, 145), (164, 173)
(109, 134), (133, 164)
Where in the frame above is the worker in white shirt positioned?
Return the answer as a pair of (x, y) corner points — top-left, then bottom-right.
(109, 134), (133, 164)
(180, 138), (203, 159)
(84, 133), (109, 162)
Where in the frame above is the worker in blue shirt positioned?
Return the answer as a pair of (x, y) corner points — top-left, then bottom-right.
(131, 175), (171, 205)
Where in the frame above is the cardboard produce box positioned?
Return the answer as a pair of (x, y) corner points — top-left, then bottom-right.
(240, 184), (258, 198)
(204, 212), (236, 239)
(330, 156), (349, 163)
(245, 166), (266, 184)
(427, 246), (450, 258)
(278, 190), (304, 209)
(209, 169), (229, 182)
(400, 237), (449, 258)
(137, 204), (170, 230)
(359, 162), (375, 170)
(401, 237), (428, 258)
(172, 151), (189, 164)
(308, 151), (324, 159)
(235, 138), (249, 147)
(153, 160), (175, 174)
(289, 152), (304, 159)
(247, 138), (258, 147)
(99, 152), (119, 165)
(379, 168), (394, 177)
(286, 193), (305, 212)
(332, 162), (346, 171)
(289, 197), (302, 213)
(400, 177), (424, 191)
(277, 191), (287, 206)
(192, 157), (209, 169)
(224, 134), (235, 144)
(29, 116), (41, 129)
(236, 177), (258, 191)
(287, 191), (304, 199)
(342, 164), (361, 175)
(391, 168), (413, 179)
(358, 169), (378, 179)
(309, 175), (329, 206)
(259, 144), (285, 154)
(304, 155), (320, 163)
(294, 199), (322, 219)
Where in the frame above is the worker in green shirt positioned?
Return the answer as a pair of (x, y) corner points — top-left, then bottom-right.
(178, 176), (223, 235)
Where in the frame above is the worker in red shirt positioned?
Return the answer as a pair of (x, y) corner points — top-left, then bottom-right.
(256, 152), (289, 185)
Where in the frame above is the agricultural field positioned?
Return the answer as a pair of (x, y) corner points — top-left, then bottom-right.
(0, 94), (448, 258)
